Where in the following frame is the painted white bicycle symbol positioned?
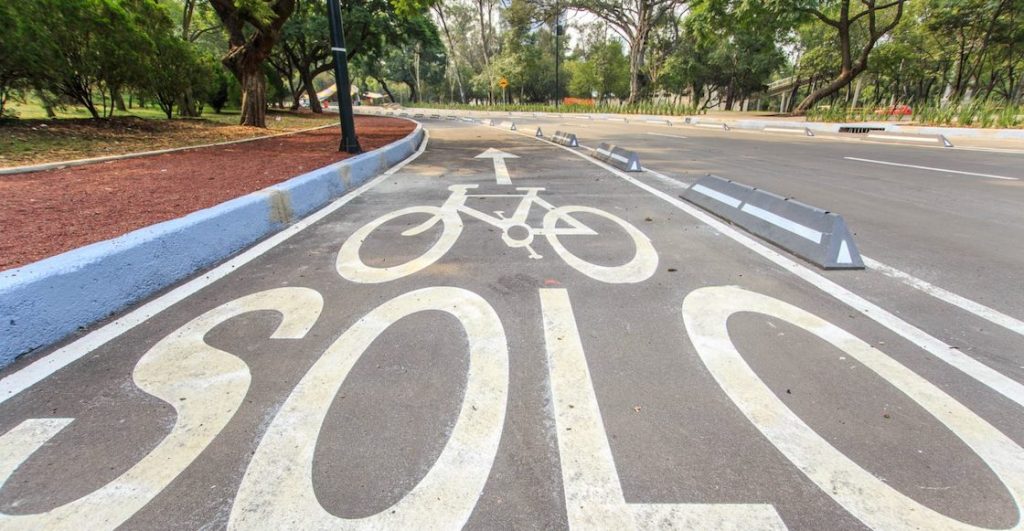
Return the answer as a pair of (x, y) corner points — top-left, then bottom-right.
(337, 184), (658, 283)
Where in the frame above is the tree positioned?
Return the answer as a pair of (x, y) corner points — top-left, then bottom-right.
(276, 0), (333, 113)
(148, 34), (216, 119)
(208, 0), (296, 127)
(568, 0), (687, 104)
(20, 0), (157, 119)
(0, 2), (44, 117)
(683, 0), (785, 110)
(567, 24), (630, 101)
(769, 0), (907, 113)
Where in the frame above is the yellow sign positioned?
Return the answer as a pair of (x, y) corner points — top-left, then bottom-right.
(499, 77), (509, 89)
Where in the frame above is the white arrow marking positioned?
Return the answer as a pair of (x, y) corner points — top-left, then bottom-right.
(474, 148), (519, 185)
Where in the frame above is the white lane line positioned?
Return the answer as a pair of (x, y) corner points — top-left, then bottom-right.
(953, 146), (1024, 155)
(520, 129), (1024, 408)
(0, 129), (431, 404)
(863, 256), (1024, 337)
(646, 132), (689, 140)
(740, 203), (823, 244)
(867, 134), (940, 143)
(643, 168), (691, 189)
(844, 157), (1019, 181)
(691, 184), (741, 208)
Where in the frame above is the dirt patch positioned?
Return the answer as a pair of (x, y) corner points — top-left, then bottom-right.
(0, 115), (416, 270)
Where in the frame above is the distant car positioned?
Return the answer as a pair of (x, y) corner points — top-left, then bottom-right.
(875, 104), (912, 116)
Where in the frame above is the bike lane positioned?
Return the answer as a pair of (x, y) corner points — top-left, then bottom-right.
(0, 121), (1021, 530)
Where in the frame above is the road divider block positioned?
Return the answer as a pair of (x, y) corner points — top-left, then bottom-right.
(682, 175), (864, 270)
(536, 127), (544, 137)
(866, 130), (953, 147)
(551, 131), (580, 147)
(591, 143), (643, 172)
(764, 126), (814, 137)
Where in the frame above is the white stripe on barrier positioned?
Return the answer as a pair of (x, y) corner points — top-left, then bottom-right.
(740, 203), (823, 244)
(690, 184), (741, 208)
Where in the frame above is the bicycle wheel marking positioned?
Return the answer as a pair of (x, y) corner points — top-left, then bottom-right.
(337, 206), (462, 284)
(229, 287), (509, 529)
(682, 286), (1024, 531)
(543, 206), (658, 284)
(0, 288), (323, 530)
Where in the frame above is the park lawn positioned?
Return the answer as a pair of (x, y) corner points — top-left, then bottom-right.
(1, 101), (338, 168)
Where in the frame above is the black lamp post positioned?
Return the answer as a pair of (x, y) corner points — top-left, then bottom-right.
(554, 0), (561, 110)
(327, 0), (360, 153)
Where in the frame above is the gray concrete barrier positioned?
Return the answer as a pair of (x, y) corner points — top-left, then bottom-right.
(682, 175), (864, 270)
(551, 131), (580, 147)
(866, 130), (953, 147)
(591, 143), (642, 172)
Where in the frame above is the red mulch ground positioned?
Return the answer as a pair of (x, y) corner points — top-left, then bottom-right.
(0, 116), (415, 270)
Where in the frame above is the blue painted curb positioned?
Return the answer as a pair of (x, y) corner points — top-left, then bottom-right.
(0, 124), (424, 367)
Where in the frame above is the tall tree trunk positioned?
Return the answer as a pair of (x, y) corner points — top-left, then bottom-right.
(209, 0), (295, 128)
(794, 0), (905, 114)
(477, 0), (493, 103)
(375, 76), (396, 103)
(290, 79), (304, 111)
(112, 87), (127, 111)
(626, 34), (646, 105)
(237, 62), (267, 127)
(434, 3), (466, 103)
(302, 70), (323, 113)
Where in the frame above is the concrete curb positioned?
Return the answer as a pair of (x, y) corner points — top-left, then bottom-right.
(0, 123), (337, 176)
(0, 123), (424, 366)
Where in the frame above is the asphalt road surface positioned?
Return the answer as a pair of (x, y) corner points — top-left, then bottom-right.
(1, 117), (1022, 530)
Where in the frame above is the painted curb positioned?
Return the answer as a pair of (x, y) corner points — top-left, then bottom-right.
(0, 123), (424, 366)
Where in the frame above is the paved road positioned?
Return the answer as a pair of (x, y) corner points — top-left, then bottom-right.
(0, 118), (1022, 530)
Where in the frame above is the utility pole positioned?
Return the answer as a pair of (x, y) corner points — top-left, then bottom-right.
(554, 0), (561, 110)
(327, 0), (361, 153)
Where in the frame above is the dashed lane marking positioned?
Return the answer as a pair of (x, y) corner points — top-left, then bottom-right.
(844, 157), (1019, 180)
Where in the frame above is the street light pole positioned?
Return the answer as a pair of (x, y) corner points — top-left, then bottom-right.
(554, 0), (560, 111)
(327, 0), (361, 154)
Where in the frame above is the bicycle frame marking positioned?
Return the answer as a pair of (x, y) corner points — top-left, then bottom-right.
(405, 185), (597, 259)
